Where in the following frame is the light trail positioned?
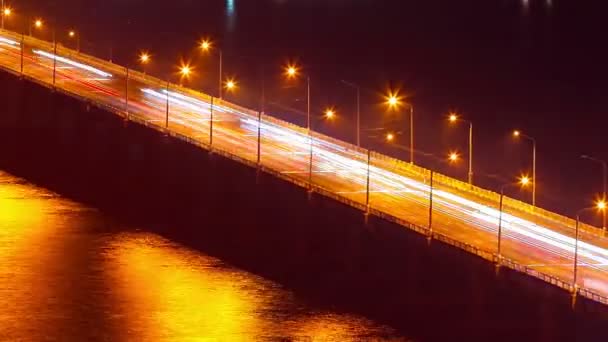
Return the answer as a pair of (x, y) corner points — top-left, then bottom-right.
(0, 36), (19, 47)
(33, 50), (113, 78)
(240, 117), (608, 267)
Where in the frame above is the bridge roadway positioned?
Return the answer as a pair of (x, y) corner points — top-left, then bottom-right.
(1, 29), (608, 301)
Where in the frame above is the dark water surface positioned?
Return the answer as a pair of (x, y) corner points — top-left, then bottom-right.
(0, 171), (405, 341)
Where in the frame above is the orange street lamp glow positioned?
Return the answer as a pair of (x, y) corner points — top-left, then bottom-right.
(520, 176), (531, 186)
(449, 113), (458, 122)
(449, 151), (459, 162)
(386, 132), (395, 142)
(386, 93), (401, 108)
(200, 39), (211, 51)
(3, 8), (11, 16)
(139, 52), (150, 64)
(285, 64), (298, 78)
(69, 30), (75, 37)
(513, 130), (520, 137)
(324, 109), (335, 120)
(224, 78), (236, 91)
(180, 64), (191, 77)
(598, 200), (607, 211)
(34, 19), (42, 28)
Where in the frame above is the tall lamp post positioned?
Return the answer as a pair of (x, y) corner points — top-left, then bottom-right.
(284, 64), (312, 189)
(386, 92), (414, 164)
(199, 39), (223, 99)
(513, 130), (537, 206)
(497, 176), (531, 265)
(340, 80), (361, 147)
(581, 154), (607, 232)
(449, 113), (474, 184)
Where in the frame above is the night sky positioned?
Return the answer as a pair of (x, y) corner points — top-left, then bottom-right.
(11, 0), (608, 221)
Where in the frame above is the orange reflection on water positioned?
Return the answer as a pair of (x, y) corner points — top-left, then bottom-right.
(0, 173), (88, 337)
(104, 232), (396, 341)
(105, 232), (273, 340)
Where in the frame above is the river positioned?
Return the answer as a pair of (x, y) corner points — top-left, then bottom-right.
(0, 171), (406, 340)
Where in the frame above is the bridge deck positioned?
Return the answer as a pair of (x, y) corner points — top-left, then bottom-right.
(1, 28), (606, 304)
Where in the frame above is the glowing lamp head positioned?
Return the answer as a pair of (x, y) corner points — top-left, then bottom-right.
(449, 152), (459, 162)
(225, 79), (236, 91)
(386, 132), (395, 142)
(324, 109), (335, 119)
(139, 52), (150, 64)
(34, 19), (42, 28)
(180, 65), (191, 77)
(285, 65), (298, 78)
(387, 95), (399, 108)
(597, 200), (607, 211)
(3, 8), (11, 16)
(519, 176), (531, 186)
(513, 130), (521, 137)
(449, 113), (458, 122)
(200, 40), (211, 51)
(69, 30), (75, 37)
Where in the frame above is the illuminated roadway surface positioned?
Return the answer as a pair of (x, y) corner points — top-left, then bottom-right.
(1, 29), (608, 301)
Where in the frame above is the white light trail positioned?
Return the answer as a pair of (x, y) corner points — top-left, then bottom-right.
(33, 50), (112, 78)
(240, 117), (608, 266)
(139, 86), (608, 269)
(0, 36), (19, 46)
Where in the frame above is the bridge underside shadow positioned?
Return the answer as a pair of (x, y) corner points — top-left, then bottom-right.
(0, 71), (607, 341)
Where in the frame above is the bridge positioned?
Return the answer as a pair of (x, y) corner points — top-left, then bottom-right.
(1, 27), (607, 306)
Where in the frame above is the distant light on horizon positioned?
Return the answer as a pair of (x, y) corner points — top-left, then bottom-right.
(227, 0), (235, 15)
(226, 0), (236, 31)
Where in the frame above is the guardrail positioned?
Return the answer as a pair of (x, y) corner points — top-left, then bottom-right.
(1, 27), (607, 306)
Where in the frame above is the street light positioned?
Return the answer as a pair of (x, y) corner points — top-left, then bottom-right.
(29, 18), (42, 36)
(497, 176), (531, 264)
(386, 93), (400, 108)
(324, 108), (335, 120)
(581, 154), (607, 232)
(385, 90), (414, 164)
(1, 5), (11, 29)
(513, 130), (537, 206)
(139, 51), (150, 63)
(224, 78), (237, 92)
(68, 29), (80, 52)
(448, 112), (474, 184)
(138, 51), (150, 74)
(448, 151), (460, 163)
(178, 63), (192, 86)
(573, 201), (606, 293)
(283, 63), (312, 189)
(179, 64), (191, 77)
(385, 132), (395, 142)
(199, 38), (223, 99)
